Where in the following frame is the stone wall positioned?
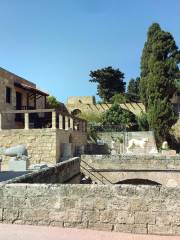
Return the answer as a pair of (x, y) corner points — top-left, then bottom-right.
(81, 155), (180, 185)
(6, 157), (80, 184)
(1, 184), (180, 235)
(96, 131), (157, 155)
(66, 102), (145, 116)
(0, 129), (87, 169)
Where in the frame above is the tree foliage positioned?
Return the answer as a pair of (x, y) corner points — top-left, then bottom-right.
(127, 77), (140, 101)
(147, 99), (178, 143)
(101, 104), (137, 129)
(136, 112), (149, 131)
(89, 66), (126, 102)
(47, 96), (61, 109)
(111, 93), (127, 104)
(140, 23), (180, 145)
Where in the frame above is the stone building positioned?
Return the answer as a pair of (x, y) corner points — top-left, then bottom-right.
(0, 68), (87, 169)
(0, 67), (48, 129)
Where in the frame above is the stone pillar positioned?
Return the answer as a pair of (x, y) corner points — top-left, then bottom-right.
(52, 111), (56, 129)
(59, 114), (63, 129)
(0, 113), (2, 130)
(24, 112), (29, 130)
(65, 116), (69, 130)
(70, 117), (74, 130)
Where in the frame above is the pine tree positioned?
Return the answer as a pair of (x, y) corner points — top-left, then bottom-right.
(89, 66), (125, 102)
(140, 23), (180, 145)
(127, 77), (140, 101)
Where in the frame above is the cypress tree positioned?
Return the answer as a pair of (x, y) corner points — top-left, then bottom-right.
(140, 23), (180, 145)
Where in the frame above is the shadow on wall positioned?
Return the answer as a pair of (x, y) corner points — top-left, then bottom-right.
(116, 178), (161, 185)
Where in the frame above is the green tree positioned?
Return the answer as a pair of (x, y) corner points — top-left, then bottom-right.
(136, 112), (149, 131)
(47, 96), (60, 109)
(111, 93), (127, 104)
(147, 99), (178, 144)
(101, 104), (137, 130)
(89, 66), (126, 102)
(127, 77), (140, 101)
(140, 23), (180, 145)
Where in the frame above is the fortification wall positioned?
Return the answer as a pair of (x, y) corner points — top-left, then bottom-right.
(1, 184), (180, 235)
(66, 102), (145, 116)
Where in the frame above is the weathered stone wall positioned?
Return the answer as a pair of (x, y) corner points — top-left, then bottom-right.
(6, 157), (80, 184)
(66, 102), (145, 116)
(1, 184), (180, 235)
(0, 129), (87, 169)
(0, 76), (16, 129)
(67, 96), (96, 105)
(96, 131), (157, 155)
(81, 155), (180, 185)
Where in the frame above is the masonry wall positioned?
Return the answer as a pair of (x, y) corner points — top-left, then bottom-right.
(96, 131), (157, 155)
(66, 102), (145, 116)
(1, 184), (180, 235)
(0, 129), (87, 170)
(6, 157), (80, 184)
(81, 155), (180, 185)
(0, 76), (16, 129)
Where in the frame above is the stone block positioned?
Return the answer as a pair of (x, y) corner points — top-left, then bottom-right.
(117, 211), (134, 224)
(114, 223), (133, 233)
(148, 224), (173, 235)
(88, 222), (113, 231)
(133, 224), (147, 234)
(135, 211), (155, 224)
(100, 210), (117, 223)
(82, 210), (100, 223)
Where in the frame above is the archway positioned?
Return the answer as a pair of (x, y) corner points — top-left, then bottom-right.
(116, 178), (161, 185)
(71, 109), (82, 117)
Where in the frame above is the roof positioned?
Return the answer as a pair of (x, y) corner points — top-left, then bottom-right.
(14, 81), (49, 96)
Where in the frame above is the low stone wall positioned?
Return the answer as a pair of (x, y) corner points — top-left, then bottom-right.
(81, 155), (180, 185)
(81, 154), (180, 170)
(1, 184), (180, 235)
(5, 157), (80, 184)
(0, 129), (87, 169)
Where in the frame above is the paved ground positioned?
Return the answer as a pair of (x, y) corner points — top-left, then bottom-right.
(0, 224), (180, 240)
(0, 171), (31, 182)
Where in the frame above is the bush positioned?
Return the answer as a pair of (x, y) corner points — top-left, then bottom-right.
(101, 104), (138, 130)
(136, 112), (149, 131)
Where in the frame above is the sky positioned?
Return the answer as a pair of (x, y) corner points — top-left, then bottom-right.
(0, 0), (180, 102)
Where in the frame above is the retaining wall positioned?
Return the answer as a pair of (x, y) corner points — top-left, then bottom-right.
(6, 157), (80, 184)
(0, 129), (87, 169)
(81, 155), (180, 185)
(1, 184), (180, 235)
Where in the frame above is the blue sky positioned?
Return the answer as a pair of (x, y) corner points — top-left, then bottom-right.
(0, 0), (180, 102)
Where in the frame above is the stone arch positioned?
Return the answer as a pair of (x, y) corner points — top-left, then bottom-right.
(116, 178), (161, 185)
(108, 171), (166, 185)
(71, 109), (82, 116)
